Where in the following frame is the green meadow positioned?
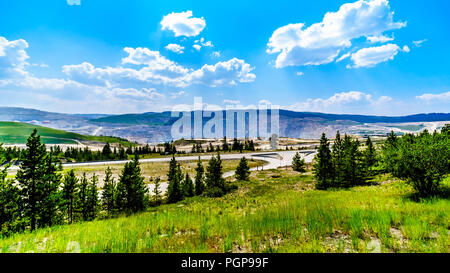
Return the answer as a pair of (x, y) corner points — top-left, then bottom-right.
(1, 169), (448, 253)
(0, 122), (133, 145)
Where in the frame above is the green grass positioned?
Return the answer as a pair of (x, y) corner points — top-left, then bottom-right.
(0, 121), (134, 145)
(0, 170), (448, 253)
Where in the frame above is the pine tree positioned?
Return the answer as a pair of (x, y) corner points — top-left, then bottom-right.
(222, 137), (229, 151)
(292, 152), (306, 172)
(86, 174), (99, 220)
(116, 155), (148, 213)
(182, 173), (195, 197)
(38, 154), (62, 228)
(102, 143), (112, 159)
(194, 157), (205, 196)
(0, 146), (23, 236)
(332, 131), (344, 186)
(77, 173), (90, 221)
(205, 153), (226, 197)
(16, 129), (50, 231)
(363, 137), (377, 176)
(153, 177), (162, 206)
(102, 167), (116, 216)
(62, 170), (78, 224)
(167, 155), (183, 203)
(235, 157), (250, 181)
(313, 133), (333, 190)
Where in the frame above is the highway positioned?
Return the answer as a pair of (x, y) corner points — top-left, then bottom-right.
(9, 150), (317, 195)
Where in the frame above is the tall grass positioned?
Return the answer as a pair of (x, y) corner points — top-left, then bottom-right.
(0, 171), (448, 253)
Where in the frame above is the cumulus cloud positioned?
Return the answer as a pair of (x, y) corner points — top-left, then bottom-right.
(416, 91), (450, 103)
(161, 11), (206, 37)
(63, 48), (255, 88)
(296, 72), (304, 76)
(267, 0), (406, 68)
(193, 44), (202, 51)
(0, 37), (29, 79)
(348, 43), (405, 68)
(165, 43), (185, 54)
(187, 58), (256, 87)
(285, 91), (394, 114)
(366, 35), (395, 43)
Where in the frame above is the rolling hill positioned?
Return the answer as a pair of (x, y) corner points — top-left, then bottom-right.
(0, 122), (134, 145)
(1, 107), (449, 143)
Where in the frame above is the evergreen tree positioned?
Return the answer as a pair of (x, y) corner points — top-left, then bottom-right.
(205, 153), (226, 197)
(332, 131), (344, 186)
(313, 133), (333, 190)
(152, 177), (162, 206)
(167, 155), (183, 203)
(16, 129), (50, 231)
(77, 173), (90, 221)
(441, 124), (450, 134)
(62, 170), (78, 224)
(292, 152), (306, 172)
(235, 157), (251, 181)
(222, 137), (229, 151)
(116, 155), (148, 213)
(102, 143), (112, 159)
(182, 173), (195, 197)
(0, 146), (23, 236)
(102, 167), (116, 216)
(363, 137), (377, 176)
(38, 154), (62, 228)
(86, 174), (99, 220)
(194, 157), (205, 196)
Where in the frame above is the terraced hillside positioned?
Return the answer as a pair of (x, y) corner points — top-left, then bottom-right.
(0, 122), (133, 145)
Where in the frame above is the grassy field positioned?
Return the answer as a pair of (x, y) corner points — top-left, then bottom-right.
(62, 159), (265, 187)
(1, 168), (448, 253)
(0, 121), (134, 145)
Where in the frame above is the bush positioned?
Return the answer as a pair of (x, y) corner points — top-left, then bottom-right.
(381, 129), (450, 197)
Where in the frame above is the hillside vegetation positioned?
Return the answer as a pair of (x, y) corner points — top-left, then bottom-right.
(0, 122), (132, 145)
(1, 170), (448, 253)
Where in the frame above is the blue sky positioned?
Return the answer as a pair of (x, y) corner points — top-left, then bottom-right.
(0, 0), (449, 115)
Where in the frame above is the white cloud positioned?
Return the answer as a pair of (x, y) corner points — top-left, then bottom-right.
(366, 35), (394, 43)
(211, 51), (221, 58)
(187, 58), (256, 87)
(67, 0), (81, 6)
(170, 90), (186, 99)
(223, 99), (240, 105)
(348, 43), (405, 68)
(285, 91), (394, 114)
(296, 72), (304, 76)
(413, 39), (427, 47)
(193, 44), (202, 51)
(336, 52), (351, 62)
(416, 91), (450, 103)
(165, 43), (185, 54)
(161, 11), (206, 37)
(0, 37), (29, 79)
(267, 0), (406, 68)
(63, 48), (255, 88)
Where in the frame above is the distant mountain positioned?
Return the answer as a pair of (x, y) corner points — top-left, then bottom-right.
(0, 107), (449, 143)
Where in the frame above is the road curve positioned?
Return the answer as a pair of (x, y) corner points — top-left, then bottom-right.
(9, 150), (317, 195)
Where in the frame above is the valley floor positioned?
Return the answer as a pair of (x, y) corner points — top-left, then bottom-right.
(0, 169), (448, 253)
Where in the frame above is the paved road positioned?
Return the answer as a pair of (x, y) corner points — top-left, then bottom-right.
(9, 150), (317, 195)
(145, 150), (316, 195)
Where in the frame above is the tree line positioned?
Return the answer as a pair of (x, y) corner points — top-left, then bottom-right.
(1, 129), (249, 237)
(313, 126), (449, 197)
